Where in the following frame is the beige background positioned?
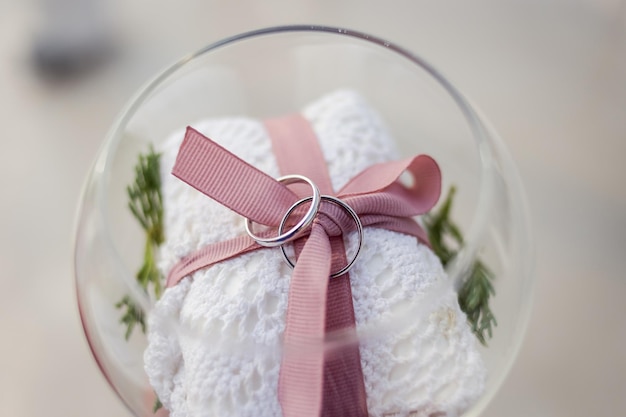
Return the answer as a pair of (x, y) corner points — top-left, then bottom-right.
(0, 1), (625, 416)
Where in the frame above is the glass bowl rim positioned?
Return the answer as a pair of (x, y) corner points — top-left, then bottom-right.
(76, 24), (534, 417)
(97, 24), (496, 283)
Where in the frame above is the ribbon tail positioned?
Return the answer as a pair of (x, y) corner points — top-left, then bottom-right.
(278, 224), (332, 417)
(166, 235), (261, 287)
(172, 126), (298, 226)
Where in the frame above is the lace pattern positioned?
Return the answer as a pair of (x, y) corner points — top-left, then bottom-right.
(144, 90), (486, 417)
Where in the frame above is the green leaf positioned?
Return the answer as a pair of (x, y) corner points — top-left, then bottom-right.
(153, 397), (163, 413)
(115, 295), (146, 340)
(115, 146), (165, 339)
(424, 186), (497, 346)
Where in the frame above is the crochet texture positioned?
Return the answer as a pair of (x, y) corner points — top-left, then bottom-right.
(144, 91), (486, 417)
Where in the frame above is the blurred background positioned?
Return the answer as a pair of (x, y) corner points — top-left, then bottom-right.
(0, 0), (624, 416)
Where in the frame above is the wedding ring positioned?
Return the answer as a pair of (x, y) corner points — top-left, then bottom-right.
(245, 174), (321, 248)
(279, 195), (363, 278)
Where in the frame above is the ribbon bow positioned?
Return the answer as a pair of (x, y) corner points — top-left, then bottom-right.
(166, 116), (441, 417)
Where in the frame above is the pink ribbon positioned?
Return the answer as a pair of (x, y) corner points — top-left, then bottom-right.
(167, 117), (441, 417)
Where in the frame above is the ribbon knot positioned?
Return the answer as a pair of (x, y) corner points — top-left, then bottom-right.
(315, 209), (353, 237)
(281, 201), (355, 239)
(167, 116), (441, 417)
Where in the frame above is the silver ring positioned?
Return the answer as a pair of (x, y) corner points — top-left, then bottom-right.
(279, 195), (363, 278)
(245, 174), (321, 248)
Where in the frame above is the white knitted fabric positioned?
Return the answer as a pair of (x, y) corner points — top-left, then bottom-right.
(144, 90), (486, 417)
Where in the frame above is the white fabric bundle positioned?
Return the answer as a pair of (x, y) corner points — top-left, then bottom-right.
(144, 91), (486, 417)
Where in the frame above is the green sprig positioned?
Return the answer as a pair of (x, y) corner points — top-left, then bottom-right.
(115, 295), (146, 340)
(115, 146), (165, 340)
(423, 186), (497, 345)
(153, 397), (163, 413)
